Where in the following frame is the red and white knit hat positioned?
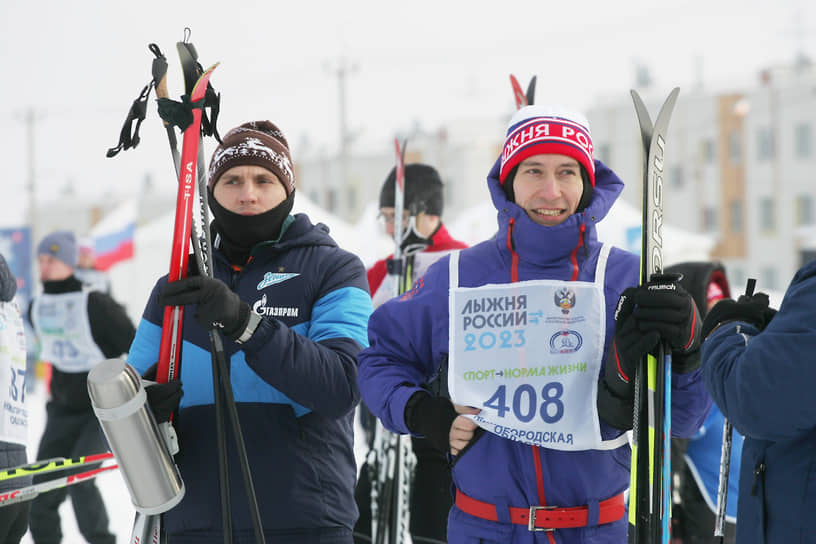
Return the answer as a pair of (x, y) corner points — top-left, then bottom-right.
(499, 105), (595, 186)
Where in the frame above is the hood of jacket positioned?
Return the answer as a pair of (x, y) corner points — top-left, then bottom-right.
(486, 155), (625, 268)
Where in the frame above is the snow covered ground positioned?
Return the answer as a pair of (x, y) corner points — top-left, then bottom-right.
(18, 375), (370, 543)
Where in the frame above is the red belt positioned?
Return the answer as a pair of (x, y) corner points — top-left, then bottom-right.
(455, 489), (626, 532)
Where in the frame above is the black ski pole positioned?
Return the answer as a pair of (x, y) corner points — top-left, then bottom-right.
(713, 277), (755, 542)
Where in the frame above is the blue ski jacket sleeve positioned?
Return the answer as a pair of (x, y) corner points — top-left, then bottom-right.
(702, 259), (816, 441)
(126, 213), (372, 541)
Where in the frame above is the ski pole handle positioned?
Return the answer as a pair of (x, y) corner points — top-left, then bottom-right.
(744, 278), (756, 298)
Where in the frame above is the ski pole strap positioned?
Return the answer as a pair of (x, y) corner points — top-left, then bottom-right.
(156, 94), (202, 132)
(177, 36), (222, 143)
(106, 82), (152, 157)
(454, 490), (625, 531)
(201, 84), (221, 142)
(149, 43), (169, 89)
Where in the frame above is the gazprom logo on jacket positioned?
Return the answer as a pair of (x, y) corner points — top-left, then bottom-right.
(257, 272), (300, 290)
(252, 294), (299, 318)
(554, 287), (576, 314)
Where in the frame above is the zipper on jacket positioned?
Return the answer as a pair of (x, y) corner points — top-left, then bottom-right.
(505, 218), (519, 283)
(751, 459), (767, 544)
(751, 461), (766, 496)
(568, 222), (586, 281)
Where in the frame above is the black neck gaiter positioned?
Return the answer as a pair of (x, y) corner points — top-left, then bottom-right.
(208, 189), (295, 265)
(43, 276), (83, 294)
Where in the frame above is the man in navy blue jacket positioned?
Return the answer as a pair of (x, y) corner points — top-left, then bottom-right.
(702, 261), (815, 543)
(127, 121), (373, 543)
(358, 104), (711, 543)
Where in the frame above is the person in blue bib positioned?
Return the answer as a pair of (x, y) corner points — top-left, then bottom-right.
(357, 104), (712, 543)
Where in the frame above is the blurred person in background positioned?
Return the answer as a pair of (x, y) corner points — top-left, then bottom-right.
(665, 261), (739, 544)
(74, 237), (111, 294)
(0, 253), (31, 543)
(355, 163), (467, 544)
(27, 230), (135, 544)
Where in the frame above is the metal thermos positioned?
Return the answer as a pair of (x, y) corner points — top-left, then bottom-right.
(87, 358), (185, 515)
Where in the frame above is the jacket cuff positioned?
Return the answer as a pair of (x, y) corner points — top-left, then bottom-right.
(233, 311), (262, 344)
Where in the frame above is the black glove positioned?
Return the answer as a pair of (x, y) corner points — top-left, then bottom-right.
(141, 363), (183, 424)
(597, 275), (702, 430)
(158, 276), (250, 339)
(404, 392), (458, 454)
(628, 274), (702, 356)
(701, 292), (776, 338)
(597, 290), (641, 430)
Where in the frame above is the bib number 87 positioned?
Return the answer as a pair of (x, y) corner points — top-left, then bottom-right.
(483, 383), (564, 424)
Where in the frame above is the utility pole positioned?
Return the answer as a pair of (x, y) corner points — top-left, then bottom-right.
(12, 107), (44, 307)
(24, 108), (39, 234)
(327, 57), (358, 216)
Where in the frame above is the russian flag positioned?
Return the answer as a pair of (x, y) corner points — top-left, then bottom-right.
(91, 200), (137, 271)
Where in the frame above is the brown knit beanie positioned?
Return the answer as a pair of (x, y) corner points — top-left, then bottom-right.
(208, 120), (295, 194)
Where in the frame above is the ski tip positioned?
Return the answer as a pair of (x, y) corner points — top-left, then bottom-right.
(191, 62), (219, 100)
(510, 74), (527, 109)
(665, 86), (681, 107)
(525, 75), (537, 106)
(200, 62), (220, 77)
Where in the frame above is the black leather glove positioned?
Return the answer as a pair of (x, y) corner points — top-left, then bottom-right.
(701, 292), (776, 338)
(404, 392), (458, 454)
(158, 276), (250, 339)
(141, 363), (183, 424)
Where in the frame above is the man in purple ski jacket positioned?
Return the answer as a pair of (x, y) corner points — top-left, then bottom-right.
(357, 104), (711, 543)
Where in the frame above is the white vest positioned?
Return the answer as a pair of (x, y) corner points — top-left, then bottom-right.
(448, 245), (628, 452)
(371, 250), (458, 309)
(0, 300), (28, 444)
(31, 290), (105, 373)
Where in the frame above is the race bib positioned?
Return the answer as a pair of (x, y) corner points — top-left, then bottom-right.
(447, 245), (627, 451)
(0, 301), (28, 445)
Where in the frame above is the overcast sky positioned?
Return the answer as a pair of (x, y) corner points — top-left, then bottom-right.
(1, 0), (813, 226)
